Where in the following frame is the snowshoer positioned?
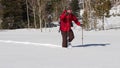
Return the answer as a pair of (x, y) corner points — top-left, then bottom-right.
(59, 6), (82, 48)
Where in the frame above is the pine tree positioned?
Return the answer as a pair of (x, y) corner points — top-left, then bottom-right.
(70, 0), (80, 17)
(82, 0), (112, 30)
(1, 0), (27, 29)
(104, 0), (111, 17)
(93, 0), (111, 30)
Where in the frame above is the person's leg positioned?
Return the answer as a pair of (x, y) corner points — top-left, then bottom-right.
(61, 31), (68, 48)
(68, 29), (74, 42)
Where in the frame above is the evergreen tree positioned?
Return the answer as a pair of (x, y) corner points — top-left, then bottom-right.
(93, 0), (112, 30)
(45, 1), (53, 15)
(1, 0), (27, 29)
(82, 0), (112, 30)
(104, 0), (111, 17)
(92, 0), (111, 18)
(70, 0), (80, 17)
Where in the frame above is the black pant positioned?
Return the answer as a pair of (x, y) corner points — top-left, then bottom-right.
(61, 30), (74, 48)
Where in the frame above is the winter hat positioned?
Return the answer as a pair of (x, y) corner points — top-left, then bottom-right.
(66, 5), (72, 10)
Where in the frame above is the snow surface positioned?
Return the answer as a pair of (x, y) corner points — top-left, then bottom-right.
(0, 5), (120, 68)
(0, 26), (120, 68)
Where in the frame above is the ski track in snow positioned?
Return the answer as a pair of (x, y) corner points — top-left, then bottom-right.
(0, 40), (61, 48)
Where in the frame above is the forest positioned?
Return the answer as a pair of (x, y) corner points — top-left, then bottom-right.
(0, 0), (112, 31)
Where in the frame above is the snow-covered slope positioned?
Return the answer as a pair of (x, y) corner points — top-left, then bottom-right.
(0, 27), (120, 68)
(104, 16), (120, 29)
(105, 5), (120, 29)
(79, 5), (120, 30)
(110, 5), (120, 15)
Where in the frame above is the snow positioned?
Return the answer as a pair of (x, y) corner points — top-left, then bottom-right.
(96, 16), (120, 30)
(110, 5), (120, 15)
(93, 5), (120, 30)
(104, 5), (120, 29)
(104, 16), (120, 29)
(0, 5), (120, 68)
(0, 27), (120, 68)
(79, 5), (120, 30)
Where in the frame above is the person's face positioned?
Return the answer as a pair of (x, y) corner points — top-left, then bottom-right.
(67, 9), (72, 14)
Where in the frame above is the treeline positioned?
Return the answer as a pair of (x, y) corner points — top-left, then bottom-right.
(0, 0), (112, 30)
(0, 0), (80, 30)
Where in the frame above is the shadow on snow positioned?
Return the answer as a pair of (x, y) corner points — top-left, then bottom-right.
(73, 43), (110, 48)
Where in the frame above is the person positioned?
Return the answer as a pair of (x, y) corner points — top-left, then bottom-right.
(47, 14), (52, 28)
(59, 6), (82, 48)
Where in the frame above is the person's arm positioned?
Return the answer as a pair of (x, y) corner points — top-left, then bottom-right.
(72, 14), (81, 26)
(60, 10), (67, 20)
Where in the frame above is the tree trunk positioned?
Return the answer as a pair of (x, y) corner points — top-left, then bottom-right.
(37, 0), (42, 32)
(94, 15), (97, 30)
(33, 6), (37, 28)
(26, 0), (30, 28)
(85, 0), (90, 30)
(102, 16), (104, 30)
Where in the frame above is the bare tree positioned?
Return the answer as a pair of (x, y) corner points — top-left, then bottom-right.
(26, 0), (30, 28)
(29, 0), (37, 28)
(37, 0), (51, 31)
(37, 0), (42, 31)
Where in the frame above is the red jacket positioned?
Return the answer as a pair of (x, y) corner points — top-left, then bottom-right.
(60, 10), (81, 31)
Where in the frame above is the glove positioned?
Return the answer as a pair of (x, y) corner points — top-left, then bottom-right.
(80, 24), (84, 27)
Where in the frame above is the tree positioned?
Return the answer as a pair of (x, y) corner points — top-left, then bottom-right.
(51, 0), (62, 21)
(26, 0), (30, 28)
(104, 0), (111, 17)
(82, 0), (91, 30)
(92, 0), (111, 30)
(82, 0), (112, 30)
(28, 0), (38, 28)
(1, 0), (27, 29)
(70, 0), (80, 17)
